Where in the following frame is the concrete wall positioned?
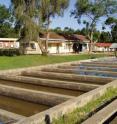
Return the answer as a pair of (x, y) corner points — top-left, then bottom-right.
(0, 109), (25, 124)
(0, 84), (73, 106)
(0, 57), (115, 124)
(14, 80), (117, 124)
(0, 75), (99, 92)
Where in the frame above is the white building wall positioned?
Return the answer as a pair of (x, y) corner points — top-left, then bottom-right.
(48, 46), (57, 54)
(26, 42), (42, 54)
(94, 46), (111, 52)
(48, 42), (73, 54)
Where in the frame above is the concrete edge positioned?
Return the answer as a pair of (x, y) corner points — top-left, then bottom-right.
(0, 75), (100, 92)
(0, 84), (74, 106)
(14, 79), (117, 124)
(0, 109), (25, 123)
(82, 99), (117, 124)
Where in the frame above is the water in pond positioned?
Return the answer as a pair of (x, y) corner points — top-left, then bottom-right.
(74, 70), (117, 78)
(0, 80), (84, 96)
(78, 67), (117, 72)
(0, 95), (49, 116)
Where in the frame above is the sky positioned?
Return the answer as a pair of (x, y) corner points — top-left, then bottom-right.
(0, 0), (110, 31)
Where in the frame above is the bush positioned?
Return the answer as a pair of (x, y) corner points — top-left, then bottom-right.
(0, 49), (20, 56)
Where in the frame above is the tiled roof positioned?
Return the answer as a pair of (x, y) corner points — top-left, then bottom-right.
(73, 34), (90, 42)
(40, 32), (66, 40)
(95, 43), (112, 47)
(40, 32), (90, 43)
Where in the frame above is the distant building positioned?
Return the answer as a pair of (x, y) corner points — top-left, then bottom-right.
(110, 43), (117, 49)
(0, 33), (90, 54)
(94, 43), (112, 52)
(0, 38), (19, 49)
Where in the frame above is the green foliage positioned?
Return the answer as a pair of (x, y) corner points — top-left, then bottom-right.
(37, 0), (69, 23)
(53, 87), (117, 124)
(111, 24), (117, 43)
(105, 17), (117, 43)
(99, 31), (112, 43)
(11, 0), (39, 42)
(37, 0), (69, 54)
(0, 49), (20, 56)
(0, 5), (18, 38)
(72, 0), (117, 50)
(11, 0), (69, 54)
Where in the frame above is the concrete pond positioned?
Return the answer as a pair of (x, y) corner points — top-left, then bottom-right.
(0, 57), (116, 124)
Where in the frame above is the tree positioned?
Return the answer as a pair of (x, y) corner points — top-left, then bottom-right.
(63, 27), (75, 34)
(51, 27), (62, 33)
(0, 4), (17, 38)
(72, 0), (117, 52)
(105, 17), (117, 43)
(37, 0), (69, 55)
(11, 0), (69, 55)
(11, 0), (39, 54)
(99, 31), (112, 43)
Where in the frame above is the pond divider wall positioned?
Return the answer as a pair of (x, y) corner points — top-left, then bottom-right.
(0, 109), (25, 124)
(0, 75), (99, 92)
(0, 84), (74, 106)
(14, 80), (117, 124)
(22, 71), (114, 85)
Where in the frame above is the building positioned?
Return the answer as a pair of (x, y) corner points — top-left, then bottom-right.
(40, 32), (73, 54)
(0, 33), (90, 54)
(0, 38), (19, 49)
(94, 43), (112, 52)
(72, 34), (90, 52)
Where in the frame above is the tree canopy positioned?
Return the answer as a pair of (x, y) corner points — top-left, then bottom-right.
(0, 4), (17, 37)
(72, 0), (117, 51)
(105, 17), (117, 43)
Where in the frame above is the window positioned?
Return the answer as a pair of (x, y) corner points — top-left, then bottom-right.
(30, 43), (36, 49)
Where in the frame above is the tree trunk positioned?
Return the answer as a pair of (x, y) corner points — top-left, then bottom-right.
(115, 48), (117, 58)
(19, 41), (26, 55)
(44, 17), (50, 56)
(37, 37), (47, 55)
(88, 32), (93, 53)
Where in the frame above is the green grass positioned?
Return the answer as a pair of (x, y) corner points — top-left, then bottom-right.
(0, 53), (110, 70)
(53, 87), (117, 124)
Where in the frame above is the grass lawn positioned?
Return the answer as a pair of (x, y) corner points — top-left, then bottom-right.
(0, 53), (111, 70)
(53, 87), (117, 124)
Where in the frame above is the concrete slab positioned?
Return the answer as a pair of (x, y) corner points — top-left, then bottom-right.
(0, 109), (25, 124)
(0, 84), (74, 106)
(41, 68), (117, 77)
(82, 99), (117, 124)
(0, 75), (100, 92)
(14, 80), (117, 124)
(22, 71), (115, 85)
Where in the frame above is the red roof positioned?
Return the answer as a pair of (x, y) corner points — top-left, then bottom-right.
(73, 35), (90, 43)
(95, 43), (112, 47)
(40, 32), (65, 40)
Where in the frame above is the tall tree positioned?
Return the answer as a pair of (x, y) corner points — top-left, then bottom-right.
(11, 0), (39, 54)
(72, 0), (117, 52)
(99, 31), (112, 43)
(37, 0), (69, 55)
(63, 27), (75, 34)
(105, 17), (117, 43)
(0, 4), (17, 38)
